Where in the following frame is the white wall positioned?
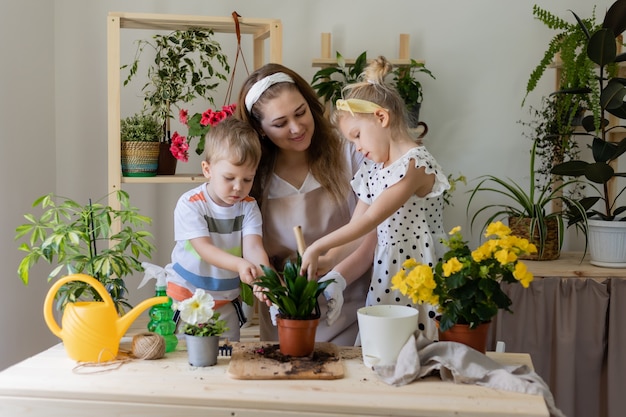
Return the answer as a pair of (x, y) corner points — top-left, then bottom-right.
(1, 0), (615, 370)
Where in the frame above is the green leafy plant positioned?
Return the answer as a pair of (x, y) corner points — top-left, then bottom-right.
(311, 51), (368, 104)
(523, 3), (601, 118)
(390, 58), (435, 111)
(521, 94), (584, 180)
(122, 28), (230, 141)
(120, 112), (162, 142)
(551, 0), (626, 222)
(254, 256), (334, 319)
(467, 141), (588, 257)
(176, 289), (229, 337)
(392, 222), (536, 332)
(14, 190), (155, 313)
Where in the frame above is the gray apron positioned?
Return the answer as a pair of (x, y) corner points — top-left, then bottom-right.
(259, 185), (370, 345)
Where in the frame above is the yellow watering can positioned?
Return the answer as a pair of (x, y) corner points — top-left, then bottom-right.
(43, 273), (169, 362)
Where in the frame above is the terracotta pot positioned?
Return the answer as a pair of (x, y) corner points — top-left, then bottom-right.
(276, 316), (319, 357)
(157, 142), (177, 175)
(436, 318), (491, 354)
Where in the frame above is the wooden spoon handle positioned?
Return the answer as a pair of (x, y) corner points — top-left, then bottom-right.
(293, 225), (306, 256)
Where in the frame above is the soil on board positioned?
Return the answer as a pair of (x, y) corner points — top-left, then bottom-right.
(227, 342), (345, 380)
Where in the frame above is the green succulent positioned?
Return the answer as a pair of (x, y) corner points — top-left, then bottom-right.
(254, 256), (334, 319)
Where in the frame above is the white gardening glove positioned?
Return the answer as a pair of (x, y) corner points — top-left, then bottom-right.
(269, 304), (280, 326)
(319, 271), (347, 326)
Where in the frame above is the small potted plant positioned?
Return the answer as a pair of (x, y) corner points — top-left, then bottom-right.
(120, 112), (162, 177)
(176, 289), (229, 367)
(466, 140), (587, 260)
(14, 190), (155, 314)
(311, 51), (368, 105)
(390, 58), (435, 128)
(391, 222), (536, 353)
(254, 256), (334, 357)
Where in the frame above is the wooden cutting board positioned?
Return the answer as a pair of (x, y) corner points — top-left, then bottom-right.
(227, 341), (344, 380)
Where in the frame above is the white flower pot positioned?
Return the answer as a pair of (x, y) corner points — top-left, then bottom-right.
(587, 219), (626, 267)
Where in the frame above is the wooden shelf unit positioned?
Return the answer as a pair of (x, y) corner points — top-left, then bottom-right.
(106, 12), (282, 212)
(311, 33), (423, 68)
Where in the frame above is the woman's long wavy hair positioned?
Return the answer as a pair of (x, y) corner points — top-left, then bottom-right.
(237, 63), (350, 207)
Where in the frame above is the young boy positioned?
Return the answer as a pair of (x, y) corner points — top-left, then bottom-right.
(165, 116), (270, 342)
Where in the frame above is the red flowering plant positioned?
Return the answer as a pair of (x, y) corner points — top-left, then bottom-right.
(170, 103), (237, 162)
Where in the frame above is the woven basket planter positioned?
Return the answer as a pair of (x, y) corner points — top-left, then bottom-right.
(121, 141), (160, 177)
(508, 216), (560, 261)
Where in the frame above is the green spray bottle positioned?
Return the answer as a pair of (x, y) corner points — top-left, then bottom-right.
(139, 262), (178, 352)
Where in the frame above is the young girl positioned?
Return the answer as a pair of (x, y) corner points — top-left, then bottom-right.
(165, 116), (271, 342)
(300, 56), (449, 340)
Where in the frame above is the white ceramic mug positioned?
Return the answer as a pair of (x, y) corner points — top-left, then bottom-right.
(357, 305), (419, 367)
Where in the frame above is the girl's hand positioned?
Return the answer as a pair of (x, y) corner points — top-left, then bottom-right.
(300, 244), (322, 280)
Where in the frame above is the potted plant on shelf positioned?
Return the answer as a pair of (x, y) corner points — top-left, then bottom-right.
(14, 190), (155, 314)
(467, 140), (588, 261)
(391, 222), (536, 353)
(254, 255), (334, 357)
(390, 58), (435, 128)
(550, 0), (626, 267)
(176, 288), (229, 367)
(311, 51), (368, 105)
(122, 28), (230, 173)
(120, 112), (162, 177)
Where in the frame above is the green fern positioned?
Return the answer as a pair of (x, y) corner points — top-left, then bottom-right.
(524, 5), (600, 107)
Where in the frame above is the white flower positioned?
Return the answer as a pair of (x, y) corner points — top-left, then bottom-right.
(177, 289), (216, 325)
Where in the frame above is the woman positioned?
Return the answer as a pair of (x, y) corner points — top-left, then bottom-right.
(237, 63), (375, 345)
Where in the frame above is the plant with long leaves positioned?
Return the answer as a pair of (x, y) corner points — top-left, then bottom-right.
(467, 141), (588, 257)
(15, 190), (155, 313)
(254, 256), (333, 319)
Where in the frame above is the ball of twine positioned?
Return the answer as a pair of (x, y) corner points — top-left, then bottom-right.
(132, 332), (165, 360)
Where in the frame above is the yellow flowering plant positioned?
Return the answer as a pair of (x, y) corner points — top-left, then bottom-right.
(392, 221), (537, 332)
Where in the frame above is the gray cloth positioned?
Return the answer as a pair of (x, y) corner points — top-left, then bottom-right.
(374, 332), (565, 417)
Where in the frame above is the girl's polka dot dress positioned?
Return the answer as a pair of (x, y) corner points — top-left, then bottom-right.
(351, 146), (449, 340)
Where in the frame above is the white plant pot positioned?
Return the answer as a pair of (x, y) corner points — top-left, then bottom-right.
(587, 219), (626, 267)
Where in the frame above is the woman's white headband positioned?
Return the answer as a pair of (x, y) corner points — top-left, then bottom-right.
(245, 72), (295, 112)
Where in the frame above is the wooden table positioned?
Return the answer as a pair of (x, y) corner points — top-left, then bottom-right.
(0, 339), (549, 417)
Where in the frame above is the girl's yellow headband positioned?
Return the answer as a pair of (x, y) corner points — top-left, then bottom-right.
(335, 98), (383, 116)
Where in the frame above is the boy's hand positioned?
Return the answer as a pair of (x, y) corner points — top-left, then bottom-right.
(238, 260), (258, 285)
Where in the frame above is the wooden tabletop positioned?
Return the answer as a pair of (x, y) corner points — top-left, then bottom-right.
(0, 341), (549, 417)
(524, 252), (626, 278)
